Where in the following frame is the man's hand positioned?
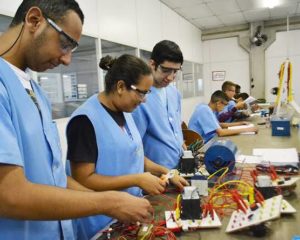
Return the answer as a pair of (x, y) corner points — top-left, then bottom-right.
(169, 170), (189, 191)
(136, 172), (166, 195)
(244, 126), (258, 134)
(107, 192), (153, 223)
(235, 101), (246, 110)
(239, 121), (250, 125)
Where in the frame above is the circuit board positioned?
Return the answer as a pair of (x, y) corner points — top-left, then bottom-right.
(165, 210), (222, 232)
(226, 195), (282, 233)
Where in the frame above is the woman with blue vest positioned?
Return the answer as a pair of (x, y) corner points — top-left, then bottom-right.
(67, 54), (173, 239)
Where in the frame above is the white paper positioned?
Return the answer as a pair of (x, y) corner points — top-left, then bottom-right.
(252, 148), (299, 165)
(228, 123), (256, 135)
(236, 155), (264, 164)
(244, 96), (257, 105)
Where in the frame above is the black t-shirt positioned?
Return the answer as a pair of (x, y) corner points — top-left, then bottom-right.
(66, 104), (125, 163)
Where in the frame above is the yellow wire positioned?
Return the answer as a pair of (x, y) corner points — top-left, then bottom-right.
(275, 62), (285, 106)
(208, 180), (255, 206)
(175, 194), (181, 220)
(207, 167), (229, 180)
(288, 61), (293, 102)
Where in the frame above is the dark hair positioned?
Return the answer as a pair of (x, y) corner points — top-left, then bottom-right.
(10, 0), (84, 27)
(235, 84), (241, 92)
(150, 40), (183, 67)
(236, 92), (249, 100)
(221, 81), (236, 92)
(99, 54), (151, 93)
(211, 90), (229, 103)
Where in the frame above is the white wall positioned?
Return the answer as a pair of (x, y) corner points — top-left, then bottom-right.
(96, 0), (202, 63)
(203, 37), (250, 101)
(265, 30), (300, 105)
(182, 97), (205, 124)
(0, 0), (21, 16)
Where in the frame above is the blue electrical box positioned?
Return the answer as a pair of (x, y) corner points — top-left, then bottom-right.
(271, 116), (291, 136)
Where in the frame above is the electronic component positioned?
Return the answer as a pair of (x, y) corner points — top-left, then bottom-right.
(281, 199), (297, 214)
(165, 186), (222, 232)
(204, 140), (237, 175)
(191, 175), (208, 196)
(226, 195), (282, 233)
(257, 175), (272, 187)
(255, 186), (278, 199)
(181, 186), (201, 220)
(161, 169), (176, 182)
(165, 210), (222, 232)
(178, 150), (197, 176)
(256, 164), (299, 175)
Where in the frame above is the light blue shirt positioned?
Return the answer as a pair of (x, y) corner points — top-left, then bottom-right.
(0, 58), (74, 239)
(132, 85), (184, 169)
(188, 104), (220, 143)
(68, 95), (144, 240)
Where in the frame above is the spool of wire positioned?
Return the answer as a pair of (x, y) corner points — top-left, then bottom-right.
(204, 140), (237, 175)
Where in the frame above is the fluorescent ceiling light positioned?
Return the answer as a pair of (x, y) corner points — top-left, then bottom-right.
(264, 0), (280, 9)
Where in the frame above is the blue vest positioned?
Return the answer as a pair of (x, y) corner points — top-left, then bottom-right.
(0, 58), (74, 239)
(68, 95), (144, 239)
(132, 85), (184, 169)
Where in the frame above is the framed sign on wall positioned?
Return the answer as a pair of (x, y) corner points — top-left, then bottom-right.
(212, 71), (226, 81)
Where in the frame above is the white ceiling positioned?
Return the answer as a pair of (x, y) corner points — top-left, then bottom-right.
(160, 0), (300, 30)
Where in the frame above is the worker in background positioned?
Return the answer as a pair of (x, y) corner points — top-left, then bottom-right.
(132, 40), (188, 188)
(189, 91), (258, 143)
(0, 1), (152, 239)
(217, 81), (246, 122)
(234, 84), (241, 99)
(67, 54), (174, 239)
(233, 92), (251, 120)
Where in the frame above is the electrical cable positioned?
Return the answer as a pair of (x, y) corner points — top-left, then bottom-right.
(0, 23), (25, 57)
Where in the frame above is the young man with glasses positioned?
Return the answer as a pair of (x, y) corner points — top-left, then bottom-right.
(189, 91), (258, 143)
(132, 40), (188, 190)
(0, 1), (152, 239)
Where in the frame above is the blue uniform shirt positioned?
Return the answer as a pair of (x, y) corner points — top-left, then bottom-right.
(188, 104), (220, 143)
(132, 85), (184, 169)
(68, 95), (144, 240)
(0, 58), (74, 239)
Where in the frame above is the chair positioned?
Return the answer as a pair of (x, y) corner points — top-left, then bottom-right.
(182, 129), (203, 147)
(181, 121), (188, 130)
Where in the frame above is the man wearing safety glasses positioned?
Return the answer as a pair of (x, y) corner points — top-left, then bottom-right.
(0, 1), (152, 239)
(132, 40), (188, 190)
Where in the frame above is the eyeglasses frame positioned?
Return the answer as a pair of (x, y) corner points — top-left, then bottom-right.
(45, 17), (79, 53)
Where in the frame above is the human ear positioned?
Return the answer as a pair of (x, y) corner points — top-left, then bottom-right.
(24, 7), (44, 32)
(116, 80), (126, 95)
(149, 59), (156, 71)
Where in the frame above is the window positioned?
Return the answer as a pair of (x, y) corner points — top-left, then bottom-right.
(140, 49), (151, 63)
(194, 63), (204, 96)
(101, 40), (137, 88)
(0, 14), (11, 33)
(101, 39), (137, 58)
(182, 61), (194, 98)
(179, 61), (203, 99)
(35, 36), (99, 119)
